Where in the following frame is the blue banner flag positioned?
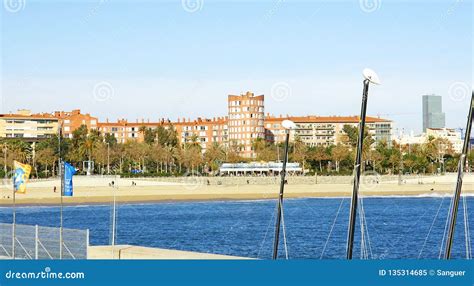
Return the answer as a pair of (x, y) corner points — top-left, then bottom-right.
(63, 162), (76, 197)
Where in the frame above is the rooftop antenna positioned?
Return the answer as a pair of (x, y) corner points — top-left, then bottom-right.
(272, 120), (296, 259)
(346, 68), (380, 260)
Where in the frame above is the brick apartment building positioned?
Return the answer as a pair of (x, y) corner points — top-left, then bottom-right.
(228, 92), (265, 157)
(95, 91), (392, 157)
(98, 118), (151, 143)
(174, 117), (228, 151)
(1, 92), (393, 158)
(54, 109), (98, 138)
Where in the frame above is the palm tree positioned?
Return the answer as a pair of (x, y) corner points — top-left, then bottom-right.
(226, 140), (245, 163)
(204, 143), (226, 173)
(70, 125), (101, 173)
(5, 140), (31, 167)
(82, 129), (101, 174)
(253, 138), (277, 162)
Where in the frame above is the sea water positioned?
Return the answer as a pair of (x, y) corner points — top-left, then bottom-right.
(0, 197), (472, 259)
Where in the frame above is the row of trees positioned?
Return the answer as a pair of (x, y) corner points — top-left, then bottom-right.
(0, 124), (471, 178)
(254, 125), (470, 176)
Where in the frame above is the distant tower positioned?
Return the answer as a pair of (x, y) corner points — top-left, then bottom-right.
(228, 92), (265, 158)
(422, 95), (445, 131)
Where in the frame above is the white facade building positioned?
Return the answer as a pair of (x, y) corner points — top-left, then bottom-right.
(394, 128), (463, 154)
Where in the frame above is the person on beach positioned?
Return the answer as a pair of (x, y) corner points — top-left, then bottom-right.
(53, 186), (57, 193)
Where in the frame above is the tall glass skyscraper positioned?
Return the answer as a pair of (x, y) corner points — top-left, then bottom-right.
(422, 95), (445, 131)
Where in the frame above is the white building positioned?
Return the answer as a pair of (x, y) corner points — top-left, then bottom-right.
(394, 128), (462, 154)
(426, 128), (463, 154)
(219, 162), (303, 175)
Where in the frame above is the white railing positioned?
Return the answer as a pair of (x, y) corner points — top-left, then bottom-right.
(0, 223), (89, 259)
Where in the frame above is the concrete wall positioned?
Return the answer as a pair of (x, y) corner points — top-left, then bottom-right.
(134, 174), (431, 185)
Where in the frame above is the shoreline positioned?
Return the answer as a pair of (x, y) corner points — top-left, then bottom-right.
(0, 194), (470, 208)
(1, 182), (472, 206)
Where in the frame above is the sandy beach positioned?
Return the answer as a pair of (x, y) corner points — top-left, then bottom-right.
(1, 174), (473, 206)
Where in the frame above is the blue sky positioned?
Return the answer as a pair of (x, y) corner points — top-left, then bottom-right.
(1, 0), (472, 134)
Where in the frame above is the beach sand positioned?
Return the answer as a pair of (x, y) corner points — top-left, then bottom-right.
(1, 175), (473, 206)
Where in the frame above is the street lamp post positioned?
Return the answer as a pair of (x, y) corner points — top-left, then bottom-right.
(272, 119), (296, 260)
(107, 142), (110, 175)
(346, 68), (380, 260)
(398, 128), (404, 185)
(3, 143), (7, 178)
(444, 93), (474, 259)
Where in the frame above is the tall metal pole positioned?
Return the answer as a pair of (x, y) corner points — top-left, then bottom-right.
(272, 131), (290, 259)
(3, 144), (7, 178)
(58, 123), (64, 259)
(112, 184), (116, 247)
(398, 129), (403, 185)
(60, 162), (64, 259)
(12, 177), (15, 259)
(346, 79), (370, 260)
(107, 142), (110, 175)
(444, 92), (474, 259)
(111, 174), (117, 248)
